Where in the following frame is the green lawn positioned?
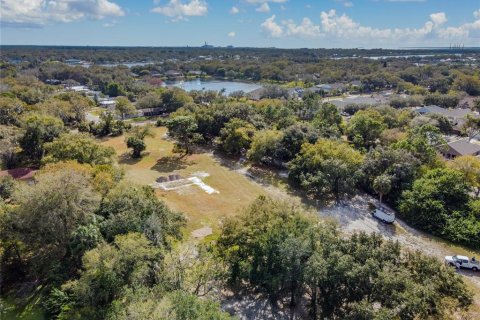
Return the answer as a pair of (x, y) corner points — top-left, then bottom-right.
(100, 127), (269, 234)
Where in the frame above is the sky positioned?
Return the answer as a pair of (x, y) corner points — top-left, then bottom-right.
(1, 0), (479, 48)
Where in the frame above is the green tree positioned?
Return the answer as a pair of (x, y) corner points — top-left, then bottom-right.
(43, 133), (115, 165)
(312, 103), (343, 138)
(346, 109), (386, 150)
(165, 116), (202, 154)
(277, 123), (319, 162)
(247, 129), (283, 165)
(454, 74), (480, 96)
(161, 88), (194, 112)
(361, 146), (420, 202)
(289, 139), (363, 202)
(20, 114), (65, 161)
(163, 243), (227, 296)
(461, 115), (480, 141)
(424, 93), (460, 108)
(132, 125), (155, 140)
(394, 124), (445, 166)
(115, 96), (136, 120)
(11, 168), (100, 276)
(217, 197), (332, 306)
(65, 233), (162, 319)
(106, 289), (233, 320)
(217, 197), (471, 319)
(125, 125), (155, 158)
(99, 183), (185, 245)
(44, 92), (92, 124)
(373, 174), (392, 205)
(106, 82), (124, 97)
(218, 118), (256, 155)
(448, 155), (480, 195)
(0, 175), (15, 200)
(0, 124), (22, 169)
(0, 96), (24, 125)
(399, 168), (470, 236)
(126, 136), (146, 158)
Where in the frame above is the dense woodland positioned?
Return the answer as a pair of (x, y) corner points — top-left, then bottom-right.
(1, 48), (480, 319)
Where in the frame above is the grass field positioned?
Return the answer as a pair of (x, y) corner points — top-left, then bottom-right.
(100, 126), (268, 234)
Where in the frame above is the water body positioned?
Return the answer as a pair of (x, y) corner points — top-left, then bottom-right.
(332, 53), (463, 60)
(97, 62), (154, 68)
(168, 79), (262, 95)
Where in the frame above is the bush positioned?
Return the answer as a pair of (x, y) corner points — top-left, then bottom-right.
(0, 175), (15, 199)
(126, 136), (146, 158)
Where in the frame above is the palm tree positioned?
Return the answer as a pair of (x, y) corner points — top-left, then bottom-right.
(373, 174), (392, 207)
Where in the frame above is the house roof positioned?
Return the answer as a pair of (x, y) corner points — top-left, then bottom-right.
(0, 167), (37, 180)
(329, 95), (388, 108)
(316, 83), (346, 91)
(447, 140), (480, 156)
(417, 105), (474, 119)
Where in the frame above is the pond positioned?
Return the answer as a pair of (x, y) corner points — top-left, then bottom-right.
(167, 79), (262, 95)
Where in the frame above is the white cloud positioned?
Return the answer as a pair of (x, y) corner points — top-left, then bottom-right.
(103, 20), (118, 28)
(230, 6), (239, 15)
(261, 15), (283, 37)
(1, 0), (124, 27)
(151, 0), (207, 21)
(260, 9), (480, 44)
(284, 17), (320, 37)
(256, 3), (270, 13)
(474, 9), (480, 20)
(430, 12), (447, 26)
(228, 31), (236, 37)
(335, 0), (355, 7)
(246, 0), (287, 3)
(387, 0), (426, 2)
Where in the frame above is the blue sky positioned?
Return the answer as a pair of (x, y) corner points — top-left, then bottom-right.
(1, 0), (479, 48)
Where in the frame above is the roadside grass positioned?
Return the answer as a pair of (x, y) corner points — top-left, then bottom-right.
(1, 289), (46, 320)
(89, 107), (104, 117)
(100, 126), (267, 233)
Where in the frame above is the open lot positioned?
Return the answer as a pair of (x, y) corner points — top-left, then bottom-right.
(100, 127), (268, 234)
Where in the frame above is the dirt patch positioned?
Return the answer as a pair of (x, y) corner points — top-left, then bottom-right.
(191, 226), (213, 239)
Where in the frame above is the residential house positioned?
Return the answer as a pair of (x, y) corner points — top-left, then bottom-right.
(415, 105), (478, 133)
(165, 70), (183, 78)
(328, 95), (389, 109)
(137, 107), (167, 117)
(416, 105), (472, 119)
(98, 99), (117, 108)
(441, 140), (480, 159)
(315, 83), (347, 94)
(187, 70), (203, 77)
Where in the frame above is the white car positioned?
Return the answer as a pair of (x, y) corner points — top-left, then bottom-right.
(371, 208), (395, 224)
(444, 255), (479, 271)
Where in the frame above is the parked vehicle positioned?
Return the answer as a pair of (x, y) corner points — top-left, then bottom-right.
(444, 255), (479, 271)
(371, 208), (395, 223)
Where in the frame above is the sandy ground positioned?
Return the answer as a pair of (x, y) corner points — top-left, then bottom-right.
(320, 195), (480, 289)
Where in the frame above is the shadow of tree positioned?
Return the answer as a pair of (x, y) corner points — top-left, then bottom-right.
(151, 155), (194, 173)
(118, 152), (149, 165)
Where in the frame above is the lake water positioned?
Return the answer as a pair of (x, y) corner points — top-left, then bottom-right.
(97, 62), (154, 68)
(168, 79), (262, 95)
